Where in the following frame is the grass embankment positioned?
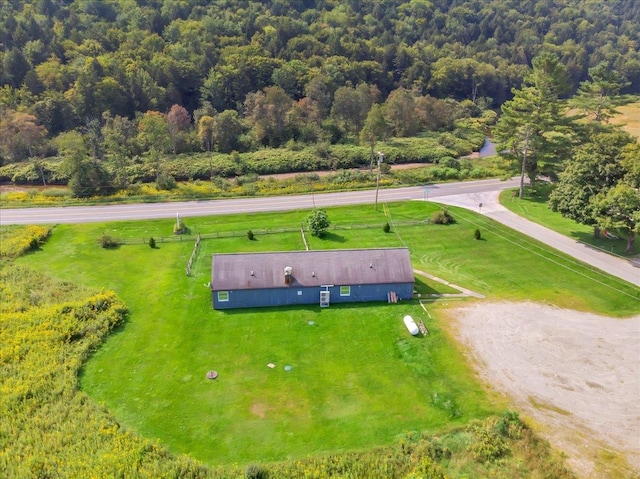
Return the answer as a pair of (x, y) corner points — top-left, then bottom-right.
(499, 185), (639, 257)
(10, 201), (638, 473)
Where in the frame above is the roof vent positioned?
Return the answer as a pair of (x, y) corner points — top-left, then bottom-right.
(369, 262), (373, 268)
(284, 266), (292, 284)
(312, 271), (316, 277)
(250, 270), (255, 276)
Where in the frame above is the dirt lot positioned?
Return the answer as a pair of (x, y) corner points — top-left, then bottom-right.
(448, 301), (640, 478)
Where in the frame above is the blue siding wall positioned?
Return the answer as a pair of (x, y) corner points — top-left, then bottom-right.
(212, 282), (413, 310)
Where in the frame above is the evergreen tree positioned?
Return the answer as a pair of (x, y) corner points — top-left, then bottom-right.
(570, 62), (630, 123)
(494, 53), (573, 197)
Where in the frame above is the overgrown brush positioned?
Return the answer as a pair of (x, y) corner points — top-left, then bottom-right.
(0, 224), (50, 257)
(0, 261), (218, 478)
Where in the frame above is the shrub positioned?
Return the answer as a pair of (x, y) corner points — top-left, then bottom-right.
(468, 419), (510, 463)
(306, 209), (330, 237)
(496, 410), (524, 439)
(438, 156), (460, 170)
(474, 229), (481, 240)
(173, 219), (187, 234)
(245, 464), (269, 479)
(431, 209), (455, 225)
(156, 173), (177, 191)
(247, 230), (255, 240)
(99, 235), (118, 248)
(383, 222), (391, 233)
(406, 456), (448, 479)
(149, 237), (156, 248)
(314, 141), (330, 159)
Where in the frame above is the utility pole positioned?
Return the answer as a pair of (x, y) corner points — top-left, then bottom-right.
(519, 127), (531, 199)
(374, 151), (384, 211)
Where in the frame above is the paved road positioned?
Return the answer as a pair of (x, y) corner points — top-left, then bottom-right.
(436, 191), (640, 287)
(0, 178), (519, 225)
(1, 177), (637, 286)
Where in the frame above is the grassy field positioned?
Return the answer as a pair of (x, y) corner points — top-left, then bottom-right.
(16, 200), (640, 468)
(610, 100), (640, 139)
(498, 185), (639, 257)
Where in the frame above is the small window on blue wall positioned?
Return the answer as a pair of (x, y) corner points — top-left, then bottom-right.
(340, 285), (350, 296)
(218, 291), (229, 302)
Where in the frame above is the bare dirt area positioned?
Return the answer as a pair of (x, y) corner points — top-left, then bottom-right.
(448, 301), (640, 478)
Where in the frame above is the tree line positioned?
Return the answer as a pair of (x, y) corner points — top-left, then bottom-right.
(493, 53), (639, 252)
(0, 0), (638, 158)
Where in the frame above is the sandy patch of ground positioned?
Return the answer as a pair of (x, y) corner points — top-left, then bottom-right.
(449, 301), (640, 478)
(250, 402), (267, 418)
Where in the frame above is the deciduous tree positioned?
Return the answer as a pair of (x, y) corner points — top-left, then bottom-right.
(197, 115), (214, 152)
(360, 104), (389, 169)
(58, 131), (113, 197)
(167, 104), (191, 154)
(102, 113), (138, 188)
(306, 209), (330, 237)
(213, 110), (245, 153)
(384, 88), (418, 137)
(289, 97), (323, 143)
(244, 86), (292, 147)
(0, 109), (47, 163)
(138, 111), (171, 181)
(592, 183), (640, 253)
(549, 131), (632, 235)
(330, 83), (377, 136)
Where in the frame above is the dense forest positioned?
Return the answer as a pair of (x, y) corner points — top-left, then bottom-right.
(0, 0), (639, 169)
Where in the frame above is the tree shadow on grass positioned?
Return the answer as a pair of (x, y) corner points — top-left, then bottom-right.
(318, 232), (347, 243)
(567, 230), (636, 256)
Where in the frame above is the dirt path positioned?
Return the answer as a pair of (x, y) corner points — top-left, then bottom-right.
(448, 301), (640, 478)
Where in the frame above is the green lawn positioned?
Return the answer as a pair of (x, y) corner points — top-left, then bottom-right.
(498, 185), (639, 256)
(17, 200), (640, 466)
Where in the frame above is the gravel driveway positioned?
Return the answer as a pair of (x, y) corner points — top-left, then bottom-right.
(449, 301), (640, 478)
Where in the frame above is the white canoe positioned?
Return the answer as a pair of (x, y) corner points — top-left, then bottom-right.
(403, 315), (419, 336)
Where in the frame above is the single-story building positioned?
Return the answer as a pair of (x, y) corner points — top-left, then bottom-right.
(211, 247), (414, 310)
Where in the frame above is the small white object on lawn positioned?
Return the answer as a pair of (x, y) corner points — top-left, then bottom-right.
(403, 315), (420, 336)
(267, 363), (275, 368)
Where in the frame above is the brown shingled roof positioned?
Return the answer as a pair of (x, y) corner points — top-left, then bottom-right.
(211, 248), (413, 291)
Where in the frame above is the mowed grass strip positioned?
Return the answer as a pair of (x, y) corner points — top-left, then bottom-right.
(498, 186), (639, 257)
(17, 201), (640, 466)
